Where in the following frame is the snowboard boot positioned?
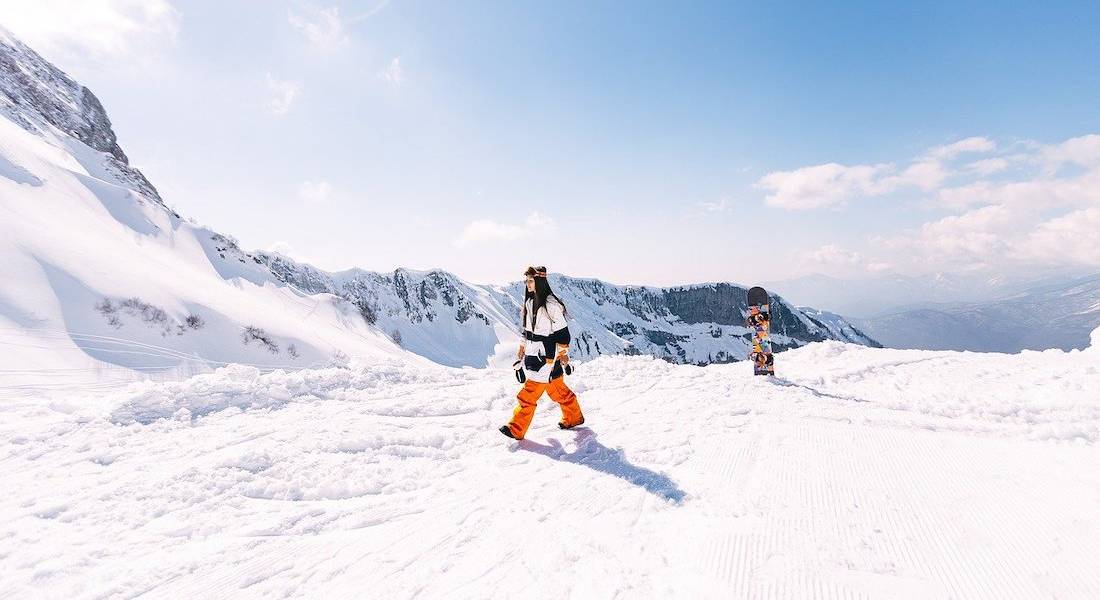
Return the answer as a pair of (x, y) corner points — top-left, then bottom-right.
(558, 416), (585, 430)
(499, 425), (519, 440)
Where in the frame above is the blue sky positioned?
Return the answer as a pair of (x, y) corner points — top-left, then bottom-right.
(2, 1), (1099, 285)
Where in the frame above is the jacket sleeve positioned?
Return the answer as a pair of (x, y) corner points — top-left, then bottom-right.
(546, 297), (567, 331)
(545, 298), (570, 356)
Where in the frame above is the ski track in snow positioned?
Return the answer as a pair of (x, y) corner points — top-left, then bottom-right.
(1, 342), (1099, 599)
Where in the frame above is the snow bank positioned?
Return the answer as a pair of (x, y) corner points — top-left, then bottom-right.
(778, 341), (1100, 442)
(108, 361), (467, 424)
(104, 339), (1100, 442)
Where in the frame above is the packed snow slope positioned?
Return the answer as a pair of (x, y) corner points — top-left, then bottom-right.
(2, 331), (1099, 599)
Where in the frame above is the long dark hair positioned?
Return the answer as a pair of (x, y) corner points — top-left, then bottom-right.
(522, 266), (567, 329)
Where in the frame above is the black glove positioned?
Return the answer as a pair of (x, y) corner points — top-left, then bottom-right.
(513, 360), (526, 383)
(564, 363), (574, 376)
(524, 354), (545, 372)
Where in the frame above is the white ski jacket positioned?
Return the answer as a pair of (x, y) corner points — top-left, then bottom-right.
(521, 295), (570, 383)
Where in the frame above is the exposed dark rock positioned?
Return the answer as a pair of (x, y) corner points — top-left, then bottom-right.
(0, 30), (162, 202)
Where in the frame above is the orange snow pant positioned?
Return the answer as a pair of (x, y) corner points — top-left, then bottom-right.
(505, 376), (583, 440)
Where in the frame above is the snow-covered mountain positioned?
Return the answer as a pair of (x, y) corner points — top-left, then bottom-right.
(247, 251), (883, 367)
(0, 27), (876, 378)
(0, 26), (410, 380)
(854, 274), (1100, 352)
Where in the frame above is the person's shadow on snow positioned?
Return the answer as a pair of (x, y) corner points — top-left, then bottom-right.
(514, 428), (686, 504)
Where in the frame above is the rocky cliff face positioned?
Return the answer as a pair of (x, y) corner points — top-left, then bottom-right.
(507, 277), (879, 365)
(0, 26), (161, 203)
(663, 283), (827, 341)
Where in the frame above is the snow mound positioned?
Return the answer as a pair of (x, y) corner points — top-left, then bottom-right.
(779, 341), (1100, 442)
(108, 361), (464, 424)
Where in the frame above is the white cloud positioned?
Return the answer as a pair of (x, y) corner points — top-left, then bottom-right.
(965, 157), (1010, 176)
(913, 205), (1018, 265)
(288, 3), (349, 52)
(799, 244), (891, 274)
(893, 202), (1100, 271)
(0, 0), (180, 69)
(756, 162), (890, 210)
(756, 137), (997, 211)
(937, 166), (1100, 212)
(298, 180), (332, 203)
(1042, 134), (1100, 168)
(348, 0), (392, 23)
(455, 213), (557, 247)
(880, 153), (1100, 271)
(805, 244), (864, 266)
(265, 73), (301, 116)
(1016, 208), (1100, 265)
(936, 181), (995, 210)
(886, 158), (948, 191)
(927, 136), (996, 160)
(380, 57), (404, 86)
(524, 212), (555, 229)
(781, 133), (1100, 274)
(698, 198), (732, 212)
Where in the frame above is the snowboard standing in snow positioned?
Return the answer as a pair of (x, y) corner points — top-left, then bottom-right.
(746, 286), (775, 376)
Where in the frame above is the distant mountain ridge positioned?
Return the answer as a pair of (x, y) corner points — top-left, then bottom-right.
(854, 274), (1100, 352)
(232, 235), (882, 366)
(766, 271), (1089, 318)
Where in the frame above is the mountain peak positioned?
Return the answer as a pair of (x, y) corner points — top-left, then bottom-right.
(0, 26), (161, 202)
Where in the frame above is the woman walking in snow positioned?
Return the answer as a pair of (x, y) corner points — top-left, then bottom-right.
(500, 266), (585, 440)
